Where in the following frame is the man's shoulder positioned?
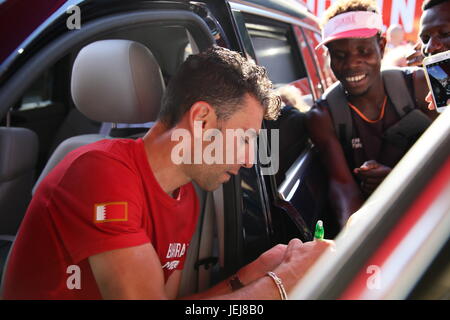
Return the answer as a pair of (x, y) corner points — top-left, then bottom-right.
(381, 66), (423, 87)
(382, 67), (425, 111)
(314, 97), (330, 108)
(46, 139), (140, 189)
(65, 138), (137, 167)
(317, 82), (348, 115)
(73, 138), (135, 155)
(307, 98), (331, 119)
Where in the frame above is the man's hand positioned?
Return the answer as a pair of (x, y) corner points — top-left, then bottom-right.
(425, 91), (436, 111)
(88, 239), (334, 300)
(242, 239), (335, 291)
(273, 238), (335, 289)
(238, 244), (287, 285)
(187, 239), (334, 299)
(425, 91), (450, 111)
(354, 160), (392, 195)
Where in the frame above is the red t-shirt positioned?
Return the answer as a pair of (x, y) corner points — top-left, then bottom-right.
(2, 138), (199, 299)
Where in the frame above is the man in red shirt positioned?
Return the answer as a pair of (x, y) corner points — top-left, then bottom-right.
(2, 46), (332, 299)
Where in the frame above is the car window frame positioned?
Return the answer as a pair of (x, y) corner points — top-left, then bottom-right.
(224, 1), (326, 272)
(0, 9), (215, 120)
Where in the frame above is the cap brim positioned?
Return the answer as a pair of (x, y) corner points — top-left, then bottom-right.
(315, 28), (379, 50)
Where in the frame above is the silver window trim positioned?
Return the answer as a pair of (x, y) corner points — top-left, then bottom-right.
(0, 10), (215, 117)
(278, 145), (314, 201)
(213, 186), (225, 268)
(229, 0), (321, 33)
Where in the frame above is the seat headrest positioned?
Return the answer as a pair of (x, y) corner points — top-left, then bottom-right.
(71, 40), (165, 123)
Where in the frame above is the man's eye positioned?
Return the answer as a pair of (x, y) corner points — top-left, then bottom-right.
(331, 52), (345, 60)
(439, 31), (450, 39)
(359, 48), (370, 55)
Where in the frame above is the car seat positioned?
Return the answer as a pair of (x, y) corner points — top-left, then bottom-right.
(0, 125), (39, 283)
(0, 39), (165, 290)
(32, 39), (165, 193)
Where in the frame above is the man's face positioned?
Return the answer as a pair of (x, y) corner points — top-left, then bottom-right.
(327, 36), (385, 97)
(189, 94), (264, 191)
(420, 1), (450, 56)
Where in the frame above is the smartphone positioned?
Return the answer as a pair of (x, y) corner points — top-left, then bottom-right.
(423, 50), (450, 113)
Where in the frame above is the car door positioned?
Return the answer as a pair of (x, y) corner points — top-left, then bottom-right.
(223, 1), (339, 278)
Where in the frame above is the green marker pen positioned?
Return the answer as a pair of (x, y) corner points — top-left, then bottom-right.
(314, 220), (324, 240)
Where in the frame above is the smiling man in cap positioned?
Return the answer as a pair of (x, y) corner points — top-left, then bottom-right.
(307, 0), (437, 228)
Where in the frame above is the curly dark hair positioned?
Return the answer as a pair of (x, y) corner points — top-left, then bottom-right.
(158, 46), (281, 128)
(322, 0), (379, 27)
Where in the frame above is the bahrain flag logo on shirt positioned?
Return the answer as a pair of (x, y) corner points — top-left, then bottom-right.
(94, 202), (128, 223)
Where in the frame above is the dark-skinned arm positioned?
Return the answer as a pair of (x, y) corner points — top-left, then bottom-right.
(306, 104), (364, 227)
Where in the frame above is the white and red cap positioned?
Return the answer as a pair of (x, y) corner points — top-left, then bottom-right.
(316, 11), (383, 49)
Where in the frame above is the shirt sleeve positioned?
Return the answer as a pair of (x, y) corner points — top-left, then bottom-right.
(46, 150), (151, 264)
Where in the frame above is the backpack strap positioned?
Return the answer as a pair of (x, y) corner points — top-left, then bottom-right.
(381, 67), (417, 116)
(323, 68), (418, 144)
(322, 81), (353, 150)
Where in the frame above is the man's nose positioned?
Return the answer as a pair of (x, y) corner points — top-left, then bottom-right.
(239, 149), (255, 169)
(345, 53), (364, 69)
(238, 153), (254, 169)
(423, 36), (444, 56)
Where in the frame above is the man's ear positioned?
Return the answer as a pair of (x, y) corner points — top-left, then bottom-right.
(188, 101), (217, 131)
(378, 35), (387, 58)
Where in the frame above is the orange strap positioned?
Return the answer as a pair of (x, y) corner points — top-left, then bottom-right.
(348, 96), (387, 123)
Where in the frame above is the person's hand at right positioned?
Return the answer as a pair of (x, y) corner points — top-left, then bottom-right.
(425, 91), (436, 111)
(354, 160), (392, 195)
